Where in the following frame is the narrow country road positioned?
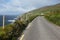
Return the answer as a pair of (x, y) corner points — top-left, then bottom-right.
(19, 16), (60, 40)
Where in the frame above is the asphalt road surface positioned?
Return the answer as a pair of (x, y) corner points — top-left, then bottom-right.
(20, 16), (60, 40)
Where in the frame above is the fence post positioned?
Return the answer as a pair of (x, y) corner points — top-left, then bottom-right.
(3, 15), (5, 29)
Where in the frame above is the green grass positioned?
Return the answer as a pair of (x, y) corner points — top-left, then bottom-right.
(45, 10), (60, 26)
(0, 24), (14, 40)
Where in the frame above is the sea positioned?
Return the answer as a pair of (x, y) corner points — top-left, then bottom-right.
(0, 15), (17, 26)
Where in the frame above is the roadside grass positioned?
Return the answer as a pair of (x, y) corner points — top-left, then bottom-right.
(45, 10), (60, 26)
(0, 13), (41, 40)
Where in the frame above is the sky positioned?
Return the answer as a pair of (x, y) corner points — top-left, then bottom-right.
(0, 0), (60, 15)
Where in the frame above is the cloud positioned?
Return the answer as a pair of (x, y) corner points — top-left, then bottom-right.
(0, 0), (60, 15)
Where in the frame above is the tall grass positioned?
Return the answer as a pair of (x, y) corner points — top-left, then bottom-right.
(45, 10), (60, 26)
(0, 13), (41, 40)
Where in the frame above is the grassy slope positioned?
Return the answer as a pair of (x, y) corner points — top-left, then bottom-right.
(44, 4), (60, 26)
(21, 3), (60, 26)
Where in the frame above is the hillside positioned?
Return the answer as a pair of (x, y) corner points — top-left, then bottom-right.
(20, 3), (60, 23)
(22, 3), (60, 26)
(24, 3), (60, 14)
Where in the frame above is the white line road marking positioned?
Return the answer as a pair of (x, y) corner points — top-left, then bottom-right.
(26, 23), (31, 29)
(20, 34), (24, 40)
(19, 23), (32, 40)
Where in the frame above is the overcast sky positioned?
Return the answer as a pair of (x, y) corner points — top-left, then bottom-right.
(0, 0), (60, 15)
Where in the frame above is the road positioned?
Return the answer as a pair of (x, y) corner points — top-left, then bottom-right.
(19, 16), (60, 40)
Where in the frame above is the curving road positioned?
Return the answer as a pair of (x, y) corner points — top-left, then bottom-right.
(19, 16), (60, 40)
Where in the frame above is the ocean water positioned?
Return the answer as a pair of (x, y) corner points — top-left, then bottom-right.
(0, 15), (17, 26)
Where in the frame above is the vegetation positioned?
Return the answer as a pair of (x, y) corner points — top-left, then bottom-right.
(0, 24), (14, 40)
(44, 4), (60, 26)
(0, 21), (26, 40)
(0, 13), (40, 40)
(45, 10), (60, 26)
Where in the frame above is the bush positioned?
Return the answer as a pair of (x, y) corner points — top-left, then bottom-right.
(0, 12), (41, 40)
